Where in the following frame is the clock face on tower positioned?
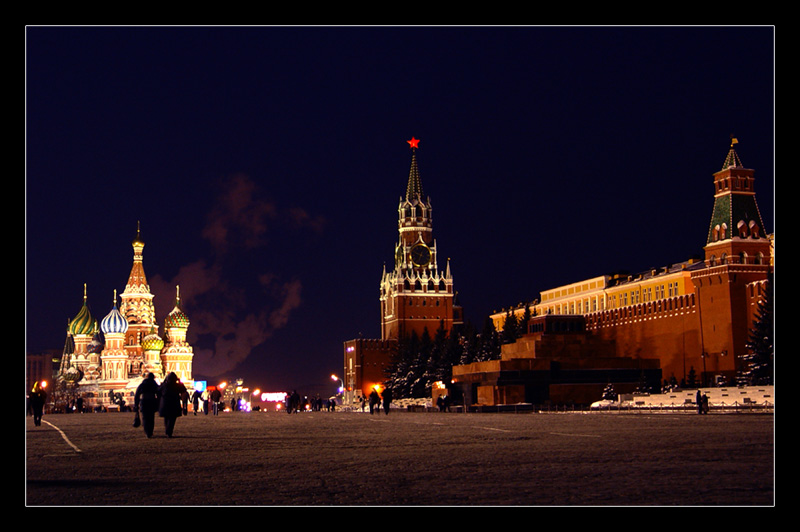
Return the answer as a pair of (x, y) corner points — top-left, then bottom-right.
(410, 243), (431, 267)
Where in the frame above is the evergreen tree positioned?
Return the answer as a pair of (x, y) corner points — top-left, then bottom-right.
(459, 320), (479, 365)
(501, 308), (519, 344)
(478, 317), (501, 361)
(519, 304), (532, 337)
(740, 274), (774, 385)
(601, 382), (616, 400)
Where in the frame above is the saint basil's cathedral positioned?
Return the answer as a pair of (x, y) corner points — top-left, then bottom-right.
(57, 226), (194, 409)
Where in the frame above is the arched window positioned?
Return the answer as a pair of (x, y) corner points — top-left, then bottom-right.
(737, 220), (748, 238)
(749, 221), (760, 238)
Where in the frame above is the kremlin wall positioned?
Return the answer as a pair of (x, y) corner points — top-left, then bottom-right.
(453, 140), (772, 406)
(345, 139), (773, 407)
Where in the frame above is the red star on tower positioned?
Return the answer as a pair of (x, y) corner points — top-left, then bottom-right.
(407, 137), (420, 149)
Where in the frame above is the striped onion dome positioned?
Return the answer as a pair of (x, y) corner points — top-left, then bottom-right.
(68, 284), (95, 336)
(142, 326), (164, 351)
(87, 329), (105, 353)
(164, 286), (190, 329)
(100, 290), (129, 335)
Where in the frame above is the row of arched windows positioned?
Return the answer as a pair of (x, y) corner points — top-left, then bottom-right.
(403, 278), (448, 292)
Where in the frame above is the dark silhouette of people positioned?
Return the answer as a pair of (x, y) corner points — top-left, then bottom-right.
(210, 387), (222, 415)
(368, 389), (380, 414)
(382, 387), (392, 415)
(29, 381), (47, 426)
(134, 372), (160, 438)
(159, 372), (185, 437)
(192, 389), (201, 415)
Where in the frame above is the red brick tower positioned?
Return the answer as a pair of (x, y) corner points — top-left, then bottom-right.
(690, 138), (772, 384)
(380, 137), (461, 341)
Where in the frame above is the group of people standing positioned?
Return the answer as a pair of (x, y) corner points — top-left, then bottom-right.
(191, 387), (223, 416)
(696, 389), (710, 414)
(366, 387), (392, 415)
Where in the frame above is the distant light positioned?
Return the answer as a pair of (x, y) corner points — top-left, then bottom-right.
(194, 381), (207, 392)
(263, 392), (287, 402)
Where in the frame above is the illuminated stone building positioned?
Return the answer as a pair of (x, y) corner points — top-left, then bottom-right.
(458, 139), (773, 405)
(57, 226), (194, 409)
(343, 138), (462, 401)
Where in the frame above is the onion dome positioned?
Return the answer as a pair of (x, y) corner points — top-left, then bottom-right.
(87, 328), (105, 354)
(100, 290), (129, 334)
(164, 285), (190, 329)
(63, 366), (83, 383)
(142, 326), (164, 352)
(68, 284), (95, 336)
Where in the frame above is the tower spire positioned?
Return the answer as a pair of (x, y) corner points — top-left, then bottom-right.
(406, 137), (423, 201)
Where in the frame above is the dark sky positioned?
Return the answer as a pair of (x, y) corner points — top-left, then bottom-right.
(25, 26), (775, 395)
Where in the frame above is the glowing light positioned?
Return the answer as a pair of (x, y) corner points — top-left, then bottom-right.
(407, 137), (420, 149)
(262, 392), (287, 402)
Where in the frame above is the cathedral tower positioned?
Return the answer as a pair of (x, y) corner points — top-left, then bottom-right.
(119, 222), (157, 375)
(161, 285), (194, 385)
(380, 137), (461, 341)
(99, 290), (129, 391)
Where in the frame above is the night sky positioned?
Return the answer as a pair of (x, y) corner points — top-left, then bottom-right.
(25, 26), (775, 396)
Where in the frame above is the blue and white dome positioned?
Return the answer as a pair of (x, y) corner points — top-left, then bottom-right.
(100, 291), (129, 335)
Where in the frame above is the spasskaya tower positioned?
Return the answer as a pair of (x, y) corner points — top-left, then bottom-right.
(380, 137), (462, 341)
(343, 138), (464, 400)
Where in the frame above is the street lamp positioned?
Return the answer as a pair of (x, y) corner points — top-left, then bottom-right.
(331, 374), (346, 405)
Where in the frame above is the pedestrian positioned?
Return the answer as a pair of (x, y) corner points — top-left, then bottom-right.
(202, 389), (210, 415)
(180, 385), (189, 416)
(382, 387), (392, 415)
(368, 389), (380, 414)
(29, 381), (47, 426)
(696, 389), (703, 414)
(76, 395), (84, 414)
(702, 393), (710, 414)
(210, 387), (222, 415)
(159, 372), (184, 437)
(134, 372), (160, 438)
(192, 388), (201, 415)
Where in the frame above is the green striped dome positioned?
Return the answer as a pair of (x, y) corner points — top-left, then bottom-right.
(68, 299), (94, 336)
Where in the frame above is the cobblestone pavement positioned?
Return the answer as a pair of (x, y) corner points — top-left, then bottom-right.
(25, 410), (774, 506)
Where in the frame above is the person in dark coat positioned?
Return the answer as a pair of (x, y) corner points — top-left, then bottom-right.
(29, 381), (47, 426)
(134, 372), (161, 438)
(191, 388), (201, 415)
(368, 389), (380, 414)
(382, 387), (392, 415)
(159, 372), (185, 437)
(210, 387), (222, 415)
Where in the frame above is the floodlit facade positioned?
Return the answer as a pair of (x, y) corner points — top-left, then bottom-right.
(57, 226), (194, 410)
(472, 140), (773, 403)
